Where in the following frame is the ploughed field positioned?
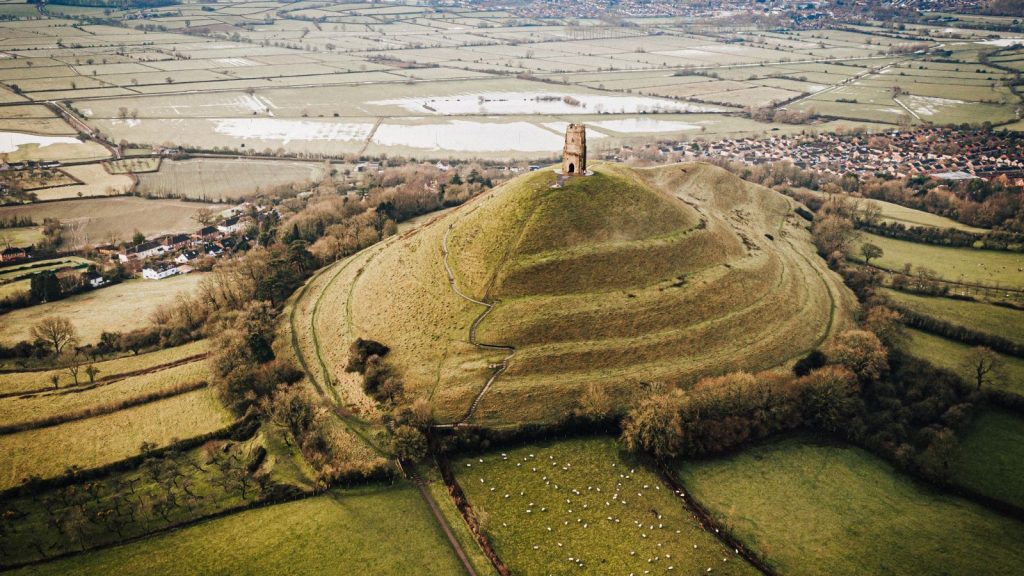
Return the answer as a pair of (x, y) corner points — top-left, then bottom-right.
(328, 162), (854, 425)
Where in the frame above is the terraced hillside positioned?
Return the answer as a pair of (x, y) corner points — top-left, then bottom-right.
(330, 162), (855, 425)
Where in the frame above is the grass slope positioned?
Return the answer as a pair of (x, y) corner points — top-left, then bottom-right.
(0, 274), (204, 346)
(0, 197), (221, 249)
(675, 435), (1024, 575)
(952, 409), (1024, 509)
(346, 162), (854, 424)
(12, 486), (466, 576)
(454, 437), (759, 576)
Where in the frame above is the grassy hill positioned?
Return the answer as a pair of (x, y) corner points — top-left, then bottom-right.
(338, 162), (855, 425)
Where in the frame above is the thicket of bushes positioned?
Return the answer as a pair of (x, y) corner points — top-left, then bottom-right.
(621, 328), (978, 481)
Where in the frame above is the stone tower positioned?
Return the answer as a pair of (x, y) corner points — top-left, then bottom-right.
(562, 124), (586, 175)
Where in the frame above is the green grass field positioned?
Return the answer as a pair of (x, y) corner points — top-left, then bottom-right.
(423, 464), (500, 576)
(880, 288), (1024, 345)
(904, 328), (1024, 396)
(851, 232), (1024, 288)
(0, 429), (310, 567)
(675, 435), (1024, 575)
(0, 197), (221, 249)
(12, 485), (466, 576)
(453, 436), (759, 576)
(951, 409), (1024, 509)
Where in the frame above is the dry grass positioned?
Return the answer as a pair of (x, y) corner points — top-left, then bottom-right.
(0, 339), (209, 395)
(344, 163), (855, 425)
(0, 227), (43, 248)
(0, 359), (209, 429)
(137, 158), (323, 201)
(0, 274), (205, 346)
(0, 197), (221, 248)
(32, 163), (134, 201)
(104, 157), (160, 174)
(0, 387), (232, 490)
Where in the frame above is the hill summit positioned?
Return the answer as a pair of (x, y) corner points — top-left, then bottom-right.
(342, 162), (855, 425)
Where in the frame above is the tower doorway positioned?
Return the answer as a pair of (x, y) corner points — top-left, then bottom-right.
(568, 163), (575, 174)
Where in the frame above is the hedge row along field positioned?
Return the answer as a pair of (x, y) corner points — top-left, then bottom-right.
(9, 486), (467, 576)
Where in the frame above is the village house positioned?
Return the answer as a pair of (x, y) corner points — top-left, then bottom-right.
(1, 246), (28, 263)
(216, 216), (247, 235)
(175, 249), (200, 265)
(193, 226), (221, 241)
(118, 241), (166, 263)
(142, 263), (179, 280)
(84, 270), (106, 288)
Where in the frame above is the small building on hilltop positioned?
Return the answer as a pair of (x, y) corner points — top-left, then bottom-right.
(562, 124), (586, 175)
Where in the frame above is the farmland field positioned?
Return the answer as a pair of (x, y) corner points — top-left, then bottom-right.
(0, 5), (1001, 160)
(0, 274), (205, 346)
(31, 163), (135, 201)
(136, 158), (324, 200)
(0, 339), (209, 395)
(675, 435), (1024, 575)
(0, 226), (42, 247)
(11, 486), (467, 576)
(0, 359), (209, 429)
(880, 288), (1024, 345)
(951, 409), (1024, 509)
(904, 328), (1024, 397)
(0, 197), (221, 248)
(851, 232), (1024, 288)
(0, 387), (231, 490)
(453, 437), (759, 576)
(0, 256), (92, 283)
(867, 197), (989, 232)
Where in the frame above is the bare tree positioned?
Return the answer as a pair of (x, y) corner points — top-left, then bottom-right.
(66, 362), (80, 386)
(193, 207), (216, 227)
(32, 317), (79, 357)
(85, 364), (100, 384)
